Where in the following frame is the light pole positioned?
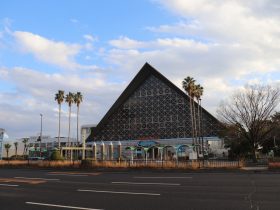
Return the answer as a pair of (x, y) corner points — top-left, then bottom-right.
(40, 113), (43, 158)
(200, 99), (204, 159)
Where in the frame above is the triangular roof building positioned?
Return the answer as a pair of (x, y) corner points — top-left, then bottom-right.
(88, 63), (221, 142)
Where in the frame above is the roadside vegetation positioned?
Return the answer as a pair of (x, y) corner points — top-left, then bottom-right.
(217, 85), (280, 162)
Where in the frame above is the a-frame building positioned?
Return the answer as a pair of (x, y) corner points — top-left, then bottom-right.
(87, 63), (222, 146)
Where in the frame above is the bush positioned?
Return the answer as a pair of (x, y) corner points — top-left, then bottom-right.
(10, 155), (28, 160)
(81, 159), (93, 168)
(50, 150), (64, 161)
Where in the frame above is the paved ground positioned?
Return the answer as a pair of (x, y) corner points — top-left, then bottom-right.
(0, 168), (279, 210)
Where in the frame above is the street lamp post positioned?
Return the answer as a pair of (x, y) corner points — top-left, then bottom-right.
(40, 114), (43, 158)
(199, 99), (205, 168)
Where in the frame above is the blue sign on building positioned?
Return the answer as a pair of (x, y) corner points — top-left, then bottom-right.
(137, 140), (159, 148)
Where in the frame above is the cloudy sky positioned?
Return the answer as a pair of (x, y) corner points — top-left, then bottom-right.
(1, 0), (280, 140)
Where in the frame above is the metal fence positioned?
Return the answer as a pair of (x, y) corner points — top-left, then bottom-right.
(0, 159), (271, 169)
(80, 159), (242, 169)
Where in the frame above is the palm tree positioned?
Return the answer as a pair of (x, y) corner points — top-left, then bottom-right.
(182, 77), (196, 145)
(65, 92), (74, 149)
(4, 143), (11, 159)
(55, 90), (64, 149)
(191, 85), (198, 146)
(14, 142), (18, 159)
(22, 138), (29, 156)
(74, 92), (83, 144)
(194, 84), (204, 153)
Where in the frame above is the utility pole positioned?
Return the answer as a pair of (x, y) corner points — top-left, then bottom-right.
(40, 113), (43, 158)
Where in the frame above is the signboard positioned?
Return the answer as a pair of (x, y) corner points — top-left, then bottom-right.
(137, 140), (159, 148)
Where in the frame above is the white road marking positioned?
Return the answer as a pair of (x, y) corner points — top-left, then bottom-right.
(0, 183), (19, 187)
(112, 181), (180, 186)
(26, 202), (102, 210)
(47, 174), (88, 177)
(14, 177), (60, 181)
(78, 189), (160, 196)
(134, 176), (192, 179)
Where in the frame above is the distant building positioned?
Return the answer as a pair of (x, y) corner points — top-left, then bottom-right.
(81, 124), (96, 143)
(86, 63), (224, 160)
(27, 135), (77, 158)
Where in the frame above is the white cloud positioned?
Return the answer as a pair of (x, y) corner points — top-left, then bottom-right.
(13, 31), (99, 70)
(104, 0), (280, 114)
(155, 0), (280, 47)
(3, 0), (280, 138)
(109, 36), (147, 49)
(109, 36), (209, 51)
(70, 18), (79, 24)
(14, 31), (82, 69)
(83, 34), (98, 42)
(147, 21), (201, 36)
(0, 65), (127, 139)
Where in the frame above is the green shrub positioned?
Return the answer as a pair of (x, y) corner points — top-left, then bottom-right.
(50, 150), (64, 161)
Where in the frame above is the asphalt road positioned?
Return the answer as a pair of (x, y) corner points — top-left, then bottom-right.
(0, 168), (279, 210)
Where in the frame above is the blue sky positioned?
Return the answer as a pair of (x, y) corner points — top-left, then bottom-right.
(1, 0), (280, 139)
(1, 1), (175, 70)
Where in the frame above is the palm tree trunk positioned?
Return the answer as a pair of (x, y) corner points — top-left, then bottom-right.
(68, 105), (71, 159)
(58, 103), (61, 149)
(77, 105), (79, 144)
(197, 100), (201, 154)
(189, 97), (194, 145)
(192, 98), (198, 146)
(200, 100), (204, 157)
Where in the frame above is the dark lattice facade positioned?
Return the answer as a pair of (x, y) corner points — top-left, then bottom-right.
(89, 63), (222, 142)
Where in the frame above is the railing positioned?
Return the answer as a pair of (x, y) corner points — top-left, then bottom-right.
(0, 159), (274, 169)
(80, 159), (242, 169)
(243, 158), (269, 167)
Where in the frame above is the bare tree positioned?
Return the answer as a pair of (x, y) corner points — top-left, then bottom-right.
(217, 85), (280, 162)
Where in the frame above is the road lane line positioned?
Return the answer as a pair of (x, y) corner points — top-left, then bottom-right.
(0, 178), (45, 184)
(47, 174), (88, 177)
(26, 202), (103, 210)
(134, 176), (192, 179)
(0, 183), (19, 187)
(78, 189), (160, 196)
(111, 181), (180, 186)
(14, 177), (60, 181)
(49, 172), (101, 175)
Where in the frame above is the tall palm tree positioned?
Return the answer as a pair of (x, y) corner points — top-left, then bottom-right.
(55, 90), (64, 149)
(65, 92), (74, 149)
(182, 77), (196, 145)
(74, 92), (83, 144)
(191, 85), (198, 146)
(22, 138), (29, 156)
(194, 84), (204, 153)
(4, 143), (11, 159)
(14, 142), (18, 159)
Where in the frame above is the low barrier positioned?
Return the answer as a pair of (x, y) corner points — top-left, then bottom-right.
(0, 159), (243, 169)
(268, 158), (280, 169)
(0, 160), (81, 168)
(80, 159), (243, 169)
